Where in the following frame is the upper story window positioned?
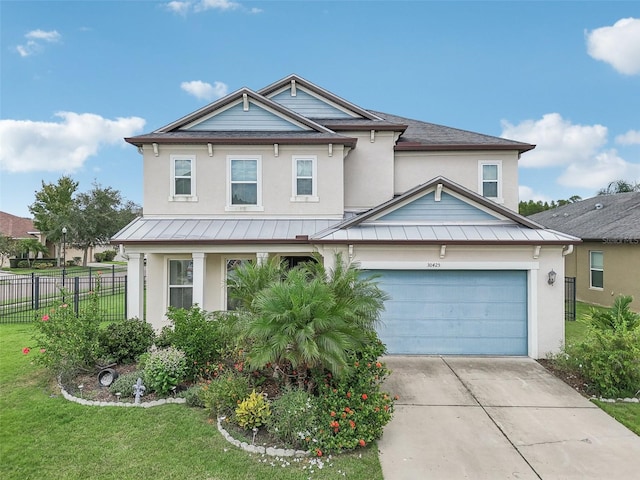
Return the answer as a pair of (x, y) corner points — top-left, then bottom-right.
(170, 155), (197, 201)
(590, 251), (604, 289)
(291, 155), (318, 202)
(227, 156), (262, 211)
(479, 161), (502, 202)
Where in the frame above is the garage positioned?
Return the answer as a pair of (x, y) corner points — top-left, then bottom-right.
(369, 270), (528, 355)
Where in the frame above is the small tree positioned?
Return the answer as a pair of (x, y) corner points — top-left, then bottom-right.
(17, 238), (48, 267)
(0, 235), (18, 266)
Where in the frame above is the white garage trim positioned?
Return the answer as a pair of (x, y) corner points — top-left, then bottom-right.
(359, 261), (539, 271)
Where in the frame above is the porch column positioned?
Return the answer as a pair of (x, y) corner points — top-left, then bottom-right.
(192, 252), (206, 307)
(256, 252), (269, 265)
(127, 252), (145, 321)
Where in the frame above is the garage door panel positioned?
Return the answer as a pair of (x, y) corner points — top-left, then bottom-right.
(370, 270), (528, 355)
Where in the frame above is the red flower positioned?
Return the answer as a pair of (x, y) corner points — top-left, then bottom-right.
(330, 411), (336, 417)
(375, 362), (382, 368)
(361, 393), (368, 400)
(346, 391), (351, 399)
(40, 348), (46, 354)
(316, 449), (323, 457)
(41, 314), (49, 322)
(349, 420), (356, 429)
(359, 439), (366, 447)
(22, 347), (30, 355)
(354, 361), (359, 367)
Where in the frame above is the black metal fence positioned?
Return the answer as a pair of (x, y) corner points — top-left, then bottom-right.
(565, 276), (576, 321)
(0, 265), (128, 324)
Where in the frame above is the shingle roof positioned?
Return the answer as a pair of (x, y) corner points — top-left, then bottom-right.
(369, 111), (535, 153)
(529, 192), (640, 240)
(125, 131), (357, 147)
(0, 211), (37, 239)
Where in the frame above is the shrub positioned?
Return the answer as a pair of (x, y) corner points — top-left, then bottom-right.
(109, 370), (145, 397)
(267, 387), (320, 449)
(181, 385), (205, 408)
(141, 347), (187, 395)
(94, 252), (105, 263)
(201, 370), (250, 418)
(98, 318), (155, 364)
(102, 250), (117, 262)
(154, 325), (174, 349)
(17, 260), (29, 268)
(235, 389), (271, 430)
(167, 306), (232, 380)
(32, 284), (103, 373)
(311, 334), (395, 453)
(566, 326), (640, 398)
(587, 295), (640, 332)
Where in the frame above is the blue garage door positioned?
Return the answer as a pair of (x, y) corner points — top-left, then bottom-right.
(369, 270), (528, 355)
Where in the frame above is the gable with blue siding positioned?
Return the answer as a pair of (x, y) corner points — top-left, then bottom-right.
(183, 102), (307, 131)
(270, 89), (358, 119)
(377, 191), (498, 222)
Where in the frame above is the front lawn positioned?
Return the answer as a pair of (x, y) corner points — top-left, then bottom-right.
(0, 323), (383, 480)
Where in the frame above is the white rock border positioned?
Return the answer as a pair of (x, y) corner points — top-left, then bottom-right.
(58, 382), (186, 408)
(216, 416), (309, 457)
(592, 396), (639, 404)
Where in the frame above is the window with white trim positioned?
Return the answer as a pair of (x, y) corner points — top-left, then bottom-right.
(590, 251), (604, 289)
(170, 155), (196, 200)
(227, 156), (262, 209)
(168, 259), (193, 309)
(225, 258), (252, 310)
(479, 161), (501, 200)
(291, 155), (318, 201)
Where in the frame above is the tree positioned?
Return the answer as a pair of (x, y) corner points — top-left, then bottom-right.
(0, 235), (18, 266)
(29, 176), (78, 265)
(70, 182), (140, 265)
(597, 179), (640, 195)
(17, 238), (48, 267)
(518, 195), (582, 216)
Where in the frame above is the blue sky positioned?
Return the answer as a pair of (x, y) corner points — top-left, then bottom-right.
(1, 0), (639, 218)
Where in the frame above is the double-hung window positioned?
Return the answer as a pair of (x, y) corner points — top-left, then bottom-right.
(168, 259), (193, 309)
(291, 156), (318, 201)
(590, 251), (604, 289)
(170, 155), (197, 201)
(228, 156), (262, 210)
(479, 161), (501, 201)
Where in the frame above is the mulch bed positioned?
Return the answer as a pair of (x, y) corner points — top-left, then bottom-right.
(537, 359), (594, 397)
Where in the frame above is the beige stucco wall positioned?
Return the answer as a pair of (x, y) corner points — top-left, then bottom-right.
(394, 151), (520, 212)
(343, 131), (397, 210)
(565, 242), (640, 311)
(142, 144), (345, 218)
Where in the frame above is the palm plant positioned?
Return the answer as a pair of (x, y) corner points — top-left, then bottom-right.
(226, 257), (286, 312)
(586, 295), (640, 332)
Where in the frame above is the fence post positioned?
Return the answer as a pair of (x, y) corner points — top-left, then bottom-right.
(34, 275), (40, 310)
(124, 275), (128, 320)
(112, 264), (115, 295)
(74, 276), (80, 317)
(31, 273), (35, 310)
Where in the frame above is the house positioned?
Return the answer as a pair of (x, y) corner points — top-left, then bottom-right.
(113, 74), (579, 358)
(0, 211), (48, 267)
(530, 193), (640, 311)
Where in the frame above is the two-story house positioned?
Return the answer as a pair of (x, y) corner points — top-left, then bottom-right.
(113, 74), (579, 358)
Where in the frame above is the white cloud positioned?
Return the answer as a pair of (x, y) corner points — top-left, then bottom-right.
(557, 149), (640, 189)
(180, 80), (228, 100)
(518, 186), (551, 203)
(586, 18), (640, 75)
(16, 29), (61, 57)
(615, 129), (640, 145)
(166, 0), (261, 14)
(0, 113), (145, 173)
(501, 113), (608, 168)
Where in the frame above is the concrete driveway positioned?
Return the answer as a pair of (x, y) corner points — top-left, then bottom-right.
(378, 356), (640, 479)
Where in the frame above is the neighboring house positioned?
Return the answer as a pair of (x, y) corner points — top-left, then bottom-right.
(113, 74), (579, 358)
(0, 211), (49, 267)
(530, 193), (640, 311)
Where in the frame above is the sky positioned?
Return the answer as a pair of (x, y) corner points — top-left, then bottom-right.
(1, 0), (639, 218)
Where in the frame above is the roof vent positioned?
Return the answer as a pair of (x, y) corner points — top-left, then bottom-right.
(595, 203), (604, 210)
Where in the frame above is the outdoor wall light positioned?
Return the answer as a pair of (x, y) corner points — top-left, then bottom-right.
(547, 269), (557, 286)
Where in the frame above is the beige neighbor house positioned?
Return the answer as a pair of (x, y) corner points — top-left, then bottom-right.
(530, 192), (640, 311)
(112, 74), (580, 358)
(0, 211), (48, 267)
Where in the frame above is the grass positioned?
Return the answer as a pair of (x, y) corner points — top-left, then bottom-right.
(0, 323), (383, 480)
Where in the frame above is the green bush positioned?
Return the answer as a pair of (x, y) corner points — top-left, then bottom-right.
(566, 326), (640, 398)
(102, 250), (117, 261)
(32, 285), (103, 373)
(235, 389), (271, 430)
(166, 306), (232, 380)
(109, 370), (145, 397)
(17, 260), (29, 268)
(181, 385), (206, 408)
(98, 318), (155, 364)
(154, 325), (174, 349)
(141, 347), (187, 395)
(201, 370), (250, 418)
(94, 252), (105, 263)
(267, 387), (320, 449)
(311, 334), (395, 453)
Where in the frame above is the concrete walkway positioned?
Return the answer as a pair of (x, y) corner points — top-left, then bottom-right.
(378, 356), (640, 479)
